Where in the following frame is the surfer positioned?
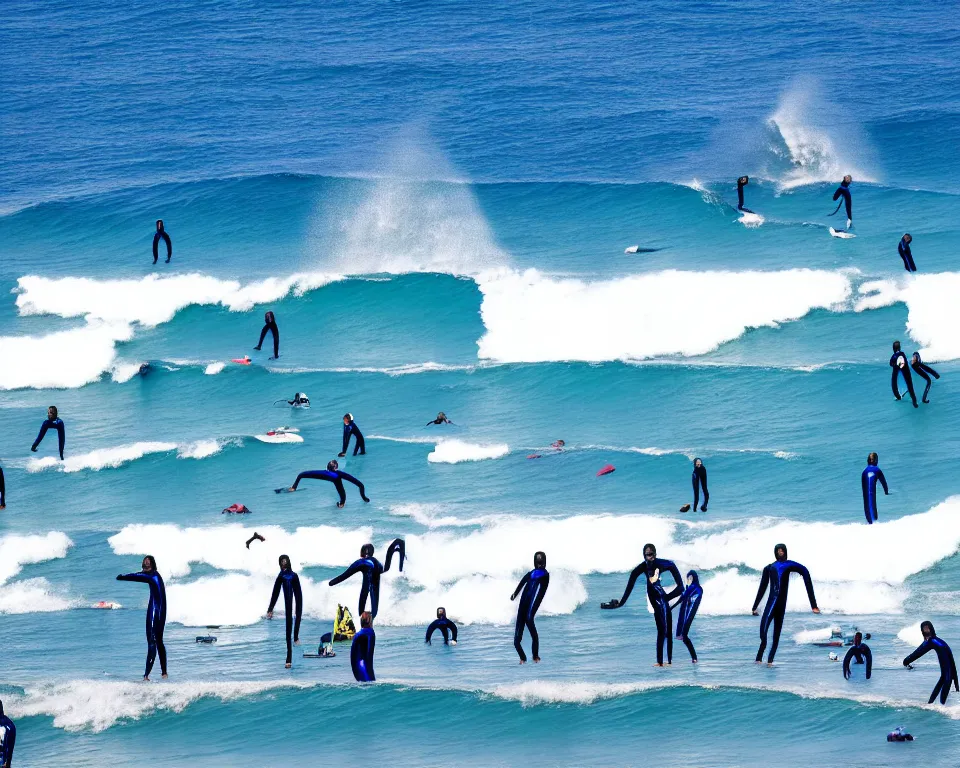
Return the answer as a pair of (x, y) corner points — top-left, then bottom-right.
(152, 219), (172, 264)
(285, 460), (370, 507)
(351, 611), (376, 681)
(843, 631), (872, 680)
(903, 621), (959, 704)
(890, 341), (918, 407)
(0, 700), (15, 768)
(425, 607), (459, 645)
(861, 452), (889, 524)
(911, 352), (940, 403)
(31, 406), (65, 460)
(287, 392), (310, 407)
(245, 532), (266, 548)
(830, 175), (853, 229)
(0, 464), (5, 509)
(328, 540), (405, 619)
(339, 413), (365, 457)
(898, 234), (916, 272)
(603, 543), (684, 666)
(426, 411), (453, 425)
(737, 176), (754, 213)
(511, 551), (550, 663)
(254, 310), (279, 359)
(752, 543), (820, 665)
(675, 570), (703, 663)
(116, 556), (167, 680)
(691, 457), (709, 512)
(267, 554), (303, 668)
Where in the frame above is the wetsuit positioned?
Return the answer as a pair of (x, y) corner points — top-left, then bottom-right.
(328, 540), (405, 618)
(911, 353), (940, 404)
(843, 641), (872, 680)
(614, 557), (684, 665)
(674, 570), (703, 662)
(832, 181), (852, 226)
(752, 549), (817, 663)
(290, 469), (369, 506)
(692, 462), (709, 512)
(153, 228), (172, 263)
(511, 567), (550, 662)
(890, 350), (918, 406)
(342, 420), (365, 456)
(256, 317), (279, 358)
(0, 465), (5, 507)
(904, 635), (959, 704)
(31, 418), (65, 459)
(737, 178), (754, 213)
(351, 627), (376, 681)
(425, 617), (459, 644)
(861, 463), (889, 524)
(268, 568), (303, 665)
(116, 570), (167, 677)
(898, 237), (917, 272)
(0, 701), (15, 768)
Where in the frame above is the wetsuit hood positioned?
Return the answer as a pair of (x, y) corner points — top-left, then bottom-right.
(921, 620), (936, 638)
(278, 554), (291, 570)
(693, 458), (702, 467)
(686, 570), (700, 586)
(361, 543), (374, 558)
(893, 341), (901, 352)
(643, 543), (657, 559)
(327, 460), (339, 471)
(534, 551), (546, 569)
(774, 543), (787, 561)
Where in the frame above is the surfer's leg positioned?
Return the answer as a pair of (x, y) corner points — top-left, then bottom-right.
(255, 324), (269, 351)
(285, 611), (293, 665)
(528, 617), (540, 661)
(692, 476), (700, 513)
(700, 483), (709, 512)
(359, 582), (371, 618)
(891, 369), (902, 400)
(144, 613), (157, 678)
(271, 327), (279, 358)
(682, 634), (697, 661)
(767, 611), (785, 663)
(513, 611), (527, 661)
(353, 435), (365, 456)
(929, 677), (944, 705)
(756, 605), (773, 662)
(905, 375), (918, 407)
(653, 601), (667, 665)
(665, 603), (674, 663)
(155, 619), (167, 676)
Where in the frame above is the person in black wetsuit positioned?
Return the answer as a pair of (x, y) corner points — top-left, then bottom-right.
(254, 311), (279, 359)
(328, 540), (405, 618)
(903, 621), (959, 704)
(0, 464), (5, 510)
(603, 543), (684, 666)
(911, 352), (940, 404)
(339, 413), (365, 457)
(425, 607), (458, 645)
(752, 543), (820, 665)
(266, 554), (303, 668)
(511, 551), (550, 663)
(0, 700), (15, 768)
(675, 570), (703, 663)
(843, 631), (872, 680)
(890, 340), (918, 407)
(116, 555), (167, 680)
(861, 452), (889, 525)
(31, 406), (65, 460)
(898, 234), (916, 272)
(830, 175), (853, 229)
(426, 412), (453, 426)
(737, 176), (754, 213)
(152, 220), (172, 264)
(286, 460), (370, 507)
(692, 458), (709, 512)
(351, 611), (376, 681)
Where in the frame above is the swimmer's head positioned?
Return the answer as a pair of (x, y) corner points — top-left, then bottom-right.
(921, 621), (936, 639)
(893, 340), (901, 352)
(278, 554), (291, 570)
(142, 555), (157, 572)
(867, 452), (878, 466)
(360, 611), (373, 629)
(643, 543), (657, 561)
(774, 543), (788, 562)
(534, 551), (546, 569)
(437, 412), (446, 420)
(327, 460), (339, 472)
(361, 543), (374, 558)
(437, 607), (446, 619)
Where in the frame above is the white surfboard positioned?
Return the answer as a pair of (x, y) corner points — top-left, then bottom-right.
(254, 432), (304, 444)
(829, 227), (856, 239)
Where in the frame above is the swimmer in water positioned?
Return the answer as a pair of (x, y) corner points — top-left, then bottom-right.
(843, 631), (872, 680)
(152, 219), (172, 264)
(911, 352), (940, 404)
(426, 412), (453, 425)
(737, 176), (755, 213)
(898, 234), (916, 272)
(425, 607), (459, 645)
(287, 392), (310, 407)
(254, 311), (279, 359)
(830, 175), (853, 229)
(351, 611), (376, 681)
(31, 406), (65, 460)
(551, 439), (565, 450)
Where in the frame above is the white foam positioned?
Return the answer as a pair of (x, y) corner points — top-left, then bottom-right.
(898, 622), (924, 647)
(0, 578), (79, 613)
(110, 362), (145, 383)
(368, 434), (437, 445)
(793, 626), (841, 644)
(27, 440), (226, 473)
(738, 212), (765, 228)
(0, 531), (73, 585)
(427, 439), (510, 464)
(476, 268), (851, 362)
(204, 362), (225, 375)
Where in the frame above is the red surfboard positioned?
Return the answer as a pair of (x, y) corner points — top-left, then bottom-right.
(596, 464), (616, 477)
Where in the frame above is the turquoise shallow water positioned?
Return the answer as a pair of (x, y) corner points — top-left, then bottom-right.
(3, 1), (960, 765)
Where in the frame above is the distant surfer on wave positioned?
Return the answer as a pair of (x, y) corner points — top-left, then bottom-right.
(898, 234), (916, 272)
(890, 341), (918, 408)
(116, 555), (167, 680)
(152, 219), (172, 264)
(254, 310), (279, 359)
(830, 175), (853, 229)
(737, 176), (754, 213)
(861, 452), (888, 524)
(426, 411), (453, 425)
(31, 405), (65, 460)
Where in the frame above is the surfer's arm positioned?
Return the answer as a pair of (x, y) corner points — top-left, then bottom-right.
(342, 425), (351, 454)
(864, 645), (873, 679)
(842, 647), (855, 679)
(267, 574), (283, 614)
(530, 573), (550, 615)
(903, 640), (932, 666)
(449, 619), (458, 642)
(952, 649), (959, 690)
(616, 564), (645, 608)
(382, 538), (405, 573)
(0, 465), (5, 506)
(425, 620), (440, 643)
(56, 420), (65, 458)
(337, 471), (369, 501)
(291, 469), (331, 490)
(876, 469), (889, 495)
(256, 324), (270, 349)
(664, 560), (684, 601)
(510, 572), (530, 601)
(116, 571), (151, 583)
(329, 561), (365, 587)
(31, 420), (50, 450)
(920, 362), (940, 379)
(752, 567), (770, 613)
(791, 564), (819, 610)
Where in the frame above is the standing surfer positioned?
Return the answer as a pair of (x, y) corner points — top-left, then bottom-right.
(152, 219), (172, 264)
(737, 176), (754, 213)
(890, 341), (918, 407)
(752, 543), (819, 666)
(511, 551), (550, 663)
(254, 310), (279, 359)
(339, 413), (365, 457)
(861, 452), (888, 524)
(116, 556), (167, 680)
(830, 175), (853, 229)
(266, 554), (303, 668)
(31, 406), (65, 460)
(911, 352), (940, 403)
(898, 234), (916, 272)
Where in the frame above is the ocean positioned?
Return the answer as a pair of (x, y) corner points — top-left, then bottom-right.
(2, 1), (960, 765)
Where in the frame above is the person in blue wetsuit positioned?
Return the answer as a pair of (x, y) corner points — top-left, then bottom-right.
(911, 352), (940, 404)
(351, 611), (376, 681)
(339, 413), (365, 457)
(692, 458), (709, 512)
(152, 219), (172, 264)
(328, 540), (405, 619)
(752, 543), (820, 665)
(898, 234), (916, 272)
(31, 406), (65, 460)
(603, 543), (684, 666)
(830, 175), (853, 229)
(843, 631), (872, 680)
(861, 452), (889, 525)
(737, 176), (754, 213)
(254, 311), (279, 359)
(0, 464), (5, 510)
(0, 700), (15, 768)
(675, 570), (703, 663)
(116, 555), (167, 680)
(266, 554), (303, 668)
(425, 607), (458, 645)
(890, 340), (918, 407)
(903, 621), (959, 704)
(286, 460), (370, 507)
(511, 551), (550, 663)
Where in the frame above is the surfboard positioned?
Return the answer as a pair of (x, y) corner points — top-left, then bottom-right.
(303, 652), (336, 658)
(255, 432), (304, 444)
(231, 357), (252, 365)
(275, 487), (295, 494)
(596, 464), (616, 477)
(829, 227), (856, 239)
(91, 601), (121, 610)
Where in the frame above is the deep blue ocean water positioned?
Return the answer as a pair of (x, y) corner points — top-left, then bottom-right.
(3, 1), (960, 765)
